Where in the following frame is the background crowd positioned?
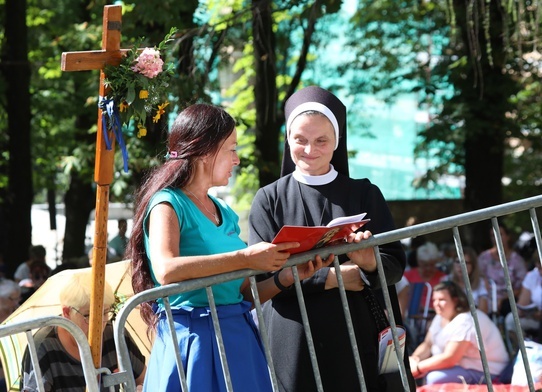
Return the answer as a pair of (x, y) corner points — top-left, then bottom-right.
(401, 220), (541, 386)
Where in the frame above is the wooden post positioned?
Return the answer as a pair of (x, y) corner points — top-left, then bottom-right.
(61, 5), (129, 368)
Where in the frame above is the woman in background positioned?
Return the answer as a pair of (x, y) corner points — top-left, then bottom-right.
(410, 281), (508, 385)
(478, 222), (526, 316)
(442, 246), (489, 314)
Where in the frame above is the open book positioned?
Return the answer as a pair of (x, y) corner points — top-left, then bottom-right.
(271, 213), (370, 255)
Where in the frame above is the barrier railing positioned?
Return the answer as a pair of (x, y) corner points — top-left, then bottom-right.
(110, 194), (542, 392)
(0, 316), (114, 392)
(2, 194), (542, 391)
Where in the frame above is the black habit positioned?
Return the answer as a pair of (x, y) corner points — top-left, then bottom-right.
(248, 173), (416, 392)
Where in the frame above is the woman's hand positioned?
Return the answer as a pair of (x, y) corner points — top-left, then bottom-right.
(346, 230), (376, 273)
(409, 357), (423, 379)
(325, 261), (366, 291)
(298, 253), (334, 280)
(242, 242), (300, 271)
(278, 254), (335, 286)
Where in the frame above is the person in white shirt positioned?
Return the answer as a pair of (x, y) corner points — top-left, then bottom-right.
(505, 256), (542, 353)
(410, 281), (508, 385)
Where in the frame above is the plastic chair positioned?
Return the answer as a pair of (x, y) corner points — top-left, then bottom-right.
(406, 282), (433, 347)
(487, 278), (499, 325)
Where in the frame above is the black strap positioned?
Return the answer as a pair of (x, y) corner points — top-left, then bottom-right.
(361, 287), (389, 331)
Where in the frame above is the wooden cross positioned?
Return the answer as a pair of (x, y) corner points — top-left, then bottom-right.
(61, 4), (130, 369)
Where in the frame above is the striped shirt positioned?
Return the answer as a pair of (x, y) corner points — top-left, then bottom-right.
(21, 323), (145, 392)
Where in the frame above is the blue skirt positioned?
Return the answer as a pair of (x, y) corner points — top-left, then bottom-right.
(143, 301), (273, 392)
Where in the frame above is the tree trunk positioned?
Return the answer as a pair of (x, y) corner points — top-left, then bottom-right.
(454, 0), (519, 249)
(2, 0), (32, 276)
(61, 77), (97, 265)
(252, 0), (280, 187)
(63, 173), (95, 264)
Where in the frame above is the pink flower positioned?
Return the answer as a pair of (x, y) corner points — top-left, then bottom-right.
(131, 48), (164, 78)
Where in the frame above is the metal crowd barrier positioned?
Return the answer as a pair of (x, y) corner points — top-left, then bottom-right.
(1, 195), (541, 391)
(108, 194), (542, 392)
(0, 316), (114, 392)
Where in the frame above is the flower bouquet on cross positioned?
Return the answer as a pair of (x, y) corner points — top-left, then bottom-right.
(100, 27), (177, 171)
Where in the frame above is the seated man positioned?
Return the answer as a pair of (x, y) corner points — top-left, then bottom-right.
(20, 271), (146, 391)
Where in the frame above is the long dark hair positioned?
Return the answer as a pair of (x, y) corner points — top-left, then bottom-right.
(127, 103), (236, 328)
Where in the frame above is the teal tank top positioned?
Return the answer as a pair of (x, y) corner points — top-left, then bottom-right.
(143, 187), (245, 308)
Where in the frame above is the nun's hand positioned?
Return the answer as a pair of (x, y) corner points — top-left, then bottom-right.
(325, 261), (365, 291)
(346, 230), (376, 273)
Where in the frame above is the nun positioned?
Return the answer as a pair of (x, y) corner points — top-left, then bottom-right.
(248, 86), (415, 391)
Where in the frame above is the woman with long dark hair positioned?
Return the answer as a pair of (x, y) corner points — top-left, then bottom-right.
(127, 103), (329, 392)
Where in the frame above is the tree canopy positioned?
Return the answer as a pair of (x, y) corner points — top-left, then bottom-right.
(1, 0), (541, 270)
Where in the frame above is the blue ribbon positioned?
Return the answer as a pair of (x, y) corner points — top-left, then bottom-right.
(99, 97), (129, 173)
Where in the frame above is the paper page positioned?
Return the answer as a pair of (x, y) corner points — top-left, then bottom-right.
(326, 213), (367, 227)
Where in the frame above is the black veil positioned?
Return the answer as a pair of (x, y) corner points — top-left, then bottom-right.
(281, 86), (349, 177)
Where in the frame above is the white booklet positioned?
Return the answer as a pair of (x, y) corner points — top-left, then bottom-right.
(326, 213), (368, 227)
(378, 326), (406, 374)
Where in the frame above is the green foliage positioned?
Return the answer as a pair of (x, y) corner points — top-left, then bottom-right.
(505, 77), (542, 201)
(345, 1), (449, 99)
(226, 83), (258, 210)
(2, 0), (352, 211)
(342, 0), (542, 208)
(220, 0), (346, 201)
(24, 1), (105, 198)
(11, 0), (204, 204)
(7, 0), (542, 213)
